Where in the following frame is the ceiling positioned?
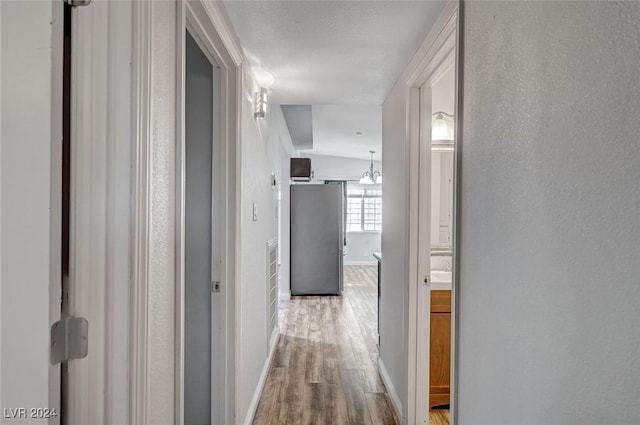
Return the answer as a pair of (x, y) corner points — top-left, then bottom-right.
(300, 105), (382, 161)
(223, 0), (446, 159)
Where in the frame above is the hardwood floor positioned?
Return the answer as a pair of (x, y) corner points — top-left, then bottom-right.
(251, 265), (448, 425)
(429, 409), (450, 425)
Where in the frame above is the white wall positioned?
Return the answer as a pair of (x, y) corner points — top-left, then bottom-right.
(458, 2), (640, 424)
(306, 153), (382, 264)
(380, 82), (412, 417)
(344, 233), (381, 265)
(237, 68), (296, 422)
(431, 65), (454, 116)
(307, 153), (381, 181)
(1, 1), (57, 418)
(379, 2), (449, 419)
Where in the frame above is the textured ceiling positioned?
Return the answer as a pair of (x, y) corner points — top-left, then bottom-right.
(224, 1), (446, 105)
(298, 105), (382, 160)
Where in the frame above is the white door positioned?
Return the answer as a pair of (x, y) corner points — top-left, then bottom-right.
(1, 2), (63, 423)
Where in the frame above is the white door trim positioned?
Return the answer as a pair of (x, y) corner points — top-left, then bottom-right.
(130, 2), (179, 424)
(129, 2), (152, 424)
(175, 2), (242, 424)
(129, 1), (241, 424)
(404, 3), (459, 424)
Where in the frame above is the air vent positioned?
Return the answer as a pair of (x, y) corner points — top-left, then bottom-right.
(267, 239), (278, 347)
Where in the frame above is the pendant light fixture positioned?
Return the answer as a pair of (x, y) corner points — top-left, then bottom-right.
(359, 150), (381, 185)
(432, 111), (454, 141)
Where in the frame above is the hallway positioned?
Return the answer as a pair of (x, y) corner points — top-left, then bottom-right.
(252, 265), (398, 424)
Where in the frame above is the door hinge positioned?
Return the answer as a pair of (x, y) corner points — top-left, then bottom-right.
(423, 276), (430, 286)
(211, 281), (221, 293)
(65, 0), (92, 6)
(50, 316), (88, 365)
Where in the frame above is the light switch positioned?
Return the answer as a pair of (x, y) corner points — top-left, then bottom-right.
(252, 202), (257, 221)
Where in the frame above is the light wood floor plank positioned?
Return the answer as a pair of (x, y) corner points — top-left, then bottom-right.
(252, 266), (448, 425)
(366, 393), (399, 425)
(429, 409), (450, 425)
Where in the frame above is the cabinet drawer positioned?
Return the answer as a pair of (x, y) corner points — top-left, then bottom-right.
(431, 290), (451, 313)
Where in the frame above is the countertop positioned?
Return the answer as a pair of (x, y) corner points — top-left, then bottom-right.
(430, 271), (452, 290)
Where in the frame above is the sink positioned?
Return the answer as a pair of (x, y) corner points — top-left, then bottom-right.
(430, 270), (452, 290)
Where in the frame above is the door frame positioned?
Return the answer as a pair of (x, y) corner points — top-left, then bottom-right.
(405, 3), (459, 424)
(175, 2), (242, 424)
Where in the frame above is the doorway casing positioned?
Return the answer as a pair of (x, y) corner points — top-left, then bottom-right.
(403, 3), (459, 425)
(130, 1), (242, 424)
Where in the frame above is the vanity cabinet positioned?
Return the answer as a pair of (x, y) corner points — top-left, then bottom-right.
(429, 290), (451, 409)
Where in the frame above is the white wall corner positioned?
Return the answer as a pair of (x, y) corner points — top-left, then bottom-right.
(278, 291), (291, 301)
(378, 357), (404, 425)
(241, 330), (280, 425)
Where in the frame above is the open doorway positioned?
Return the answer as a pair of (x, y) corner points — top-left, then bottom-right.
(171, 3), (241, 424)
(426, 64), (456, 425)
(404, 5), (458, 425)
(183, 28), (220, 425)
(182, 30), (222, 425)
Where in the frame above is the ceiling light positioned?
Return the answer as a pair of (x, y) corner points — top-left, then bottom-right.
(432, 111), (454, 141)
(254, 87), (268, 119)
(359, 150), (381, 185)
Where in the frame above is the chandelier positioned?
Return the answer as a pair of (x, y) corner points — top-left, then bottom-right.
(359, 150), (382, 185)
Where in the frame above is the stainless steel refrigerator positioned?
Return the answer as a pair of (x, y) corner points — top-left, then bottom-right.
(290, 183), (345, 295)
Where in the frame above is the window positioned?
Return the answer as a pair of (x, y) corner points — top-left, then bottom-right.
(346, 184), (382, 232)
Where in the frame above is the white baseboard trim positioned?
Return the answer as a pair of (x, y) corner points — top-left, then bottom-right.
(344, 260), (378, 266)
(378, 357), (403, 424)
(278, 291), (291, 300)
(242, 329), (280, 425)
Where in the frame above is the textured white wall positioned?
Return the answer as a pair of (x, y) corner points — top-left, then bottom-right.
(458, 3), (640, 424)
(1, 1), (54, 418)
(146, 2), (178, 423)
(344, 232), (381, 265)
(380, 81), (411, 415)
(238, 74), (296, 421)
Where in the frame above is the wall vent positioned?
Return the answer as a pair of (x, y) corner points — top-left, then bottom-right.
(267, 239), (279, 347)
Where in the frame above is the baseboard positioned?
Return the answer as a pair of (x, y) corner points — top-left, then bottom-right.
(242, 329), (280, 425)
(344, 260), (378, 266)
(278, 291), (291, 300)
(378, 357), (403, 424)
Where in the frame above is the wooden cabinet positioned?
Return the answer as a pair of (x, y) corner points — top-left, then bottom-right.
(429, 290), (451, 410)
